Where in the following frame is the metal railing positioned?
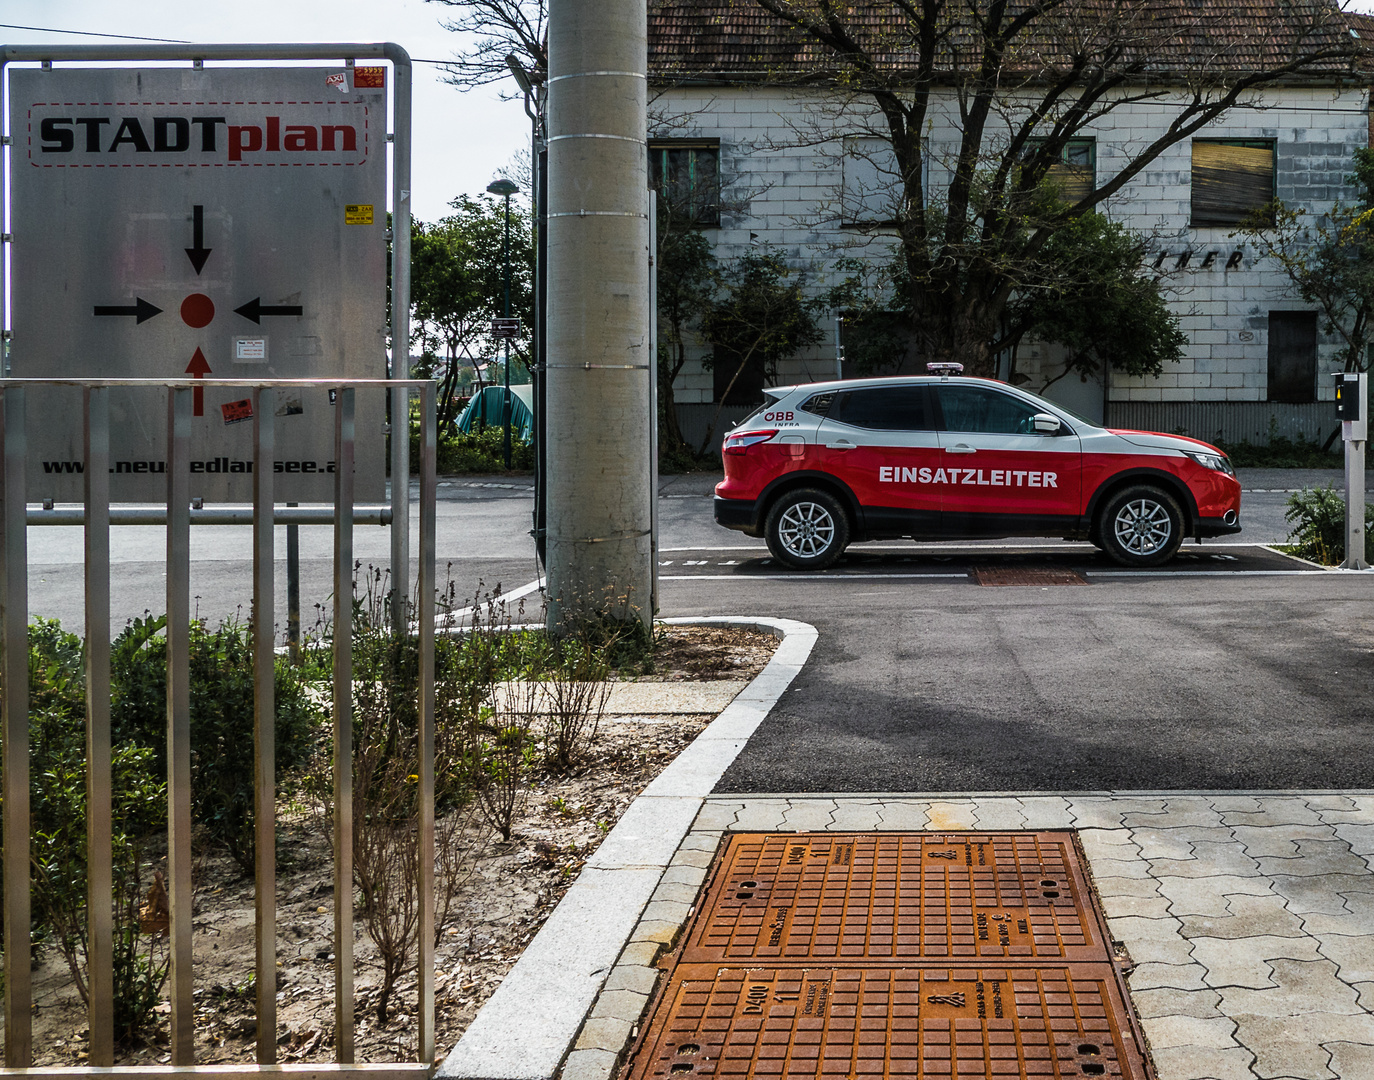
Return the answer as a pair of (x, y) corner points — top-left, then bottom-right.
(0, 378), (437, 1078)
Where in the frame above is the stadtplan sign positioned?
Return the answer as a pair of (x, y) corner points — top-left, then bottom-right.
(8, 65), (388, 501)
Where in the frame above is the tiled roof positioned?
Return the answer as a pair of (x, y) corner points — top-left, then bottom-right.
(647, 0), (1365, 82)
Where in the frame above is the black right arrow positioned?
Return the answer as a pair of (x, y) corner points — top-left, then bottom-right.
(185, 205), (212, 274)
(234, 297), (304, 323)
(93, 298), (163, 324)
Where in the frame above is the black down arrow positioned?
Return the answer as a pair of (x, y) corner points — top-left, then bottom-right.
(185, 205), (212, 274)
(93, 298), (163, 324)
(234, 298), (304, 323)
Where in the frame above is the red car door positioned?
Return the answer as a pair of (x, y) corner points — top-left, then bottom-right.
(931, 383), (1082, 535)
(810, 384), (942, 536)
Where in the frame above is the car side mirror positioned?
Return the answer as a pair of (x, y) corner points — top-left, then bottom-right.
(1032, 413), (1062, 434)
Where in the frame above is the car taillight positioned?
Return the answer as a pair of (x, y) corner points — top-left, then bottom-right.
(723, 429), (778, 455)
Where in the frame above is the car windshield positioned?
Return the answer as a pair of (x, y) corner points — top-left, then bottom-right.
(1014, 387), (1098, 428)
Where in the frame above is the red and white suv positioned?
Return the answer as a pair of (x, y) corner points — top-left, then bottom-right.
(714, 373), (1241, 569)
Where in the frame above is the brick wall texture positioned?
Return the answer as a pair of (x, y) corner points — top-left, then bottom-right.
(653, 85), (1370, 405)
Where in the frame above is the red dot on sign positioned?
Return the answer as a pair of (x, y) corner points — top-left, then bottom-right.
(181, 293), (215, 328)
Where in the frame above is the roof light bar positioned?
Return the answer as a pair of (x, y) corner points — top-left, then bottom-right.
(926, 362), (965, 379)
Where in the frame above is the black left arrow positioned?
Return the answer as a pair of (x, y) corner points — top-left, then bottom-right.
(93, 298), (163, 324)
(234, 297), (304, 323)
(185, 205), (212, 274)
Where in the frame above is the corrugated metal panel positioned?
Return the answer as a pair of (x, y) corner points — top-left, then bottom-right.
(676, 402), (753, 451)
(1104, 401), (1337, 446)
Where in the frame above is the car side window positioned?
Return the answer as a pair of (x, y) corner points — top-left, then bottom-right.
(935, 386), (1042, 435)
(829, 386), (930, 431)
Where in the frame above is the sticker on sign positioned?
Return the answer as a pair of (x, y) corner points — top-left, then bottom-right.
(222, 399), (254, 425)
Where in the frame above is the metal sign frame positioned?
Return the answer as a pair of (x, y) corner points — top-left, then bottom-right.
(0, 40), (414, 615)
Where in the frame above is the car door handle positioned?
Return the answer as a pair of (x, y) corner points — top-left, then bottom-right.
(945, 444), (977, 455)
(826, 439), (855, 451)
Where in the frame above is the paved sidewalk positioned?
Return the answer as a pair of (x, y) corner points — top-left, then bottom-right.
(565, 792), (1374, 1080)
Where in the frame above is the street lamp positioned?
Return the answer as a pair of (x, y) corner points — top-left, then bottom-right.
(487, 177), (520, 470)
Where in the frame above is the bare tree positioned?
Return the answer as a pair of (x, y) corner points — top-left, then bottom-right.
(426, 0), (548, 93)
(657, 0), (1365, 376)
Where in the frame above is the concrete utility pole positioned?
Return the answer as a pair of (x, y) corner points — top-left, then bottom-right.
(544, 0), (653, 630)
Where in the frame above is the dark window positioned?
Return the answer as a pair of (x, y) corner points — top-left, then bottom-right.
(1025, 138), (1096, 202)
(649, 139), (720, 227)
(829, 386), (930, 430)
(1192, 140), (1275, 227)
(801, 392), (835, 415)
(934, 386), (1042, 434)
(1268, 311), (1317, 403)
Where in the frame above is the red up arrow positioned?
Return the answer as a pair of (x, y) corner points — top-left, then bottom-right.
(186, 347), (212, 417)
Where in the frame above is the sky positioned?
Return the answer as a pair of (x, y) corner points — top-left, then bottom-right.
(2, 0), (531, 224)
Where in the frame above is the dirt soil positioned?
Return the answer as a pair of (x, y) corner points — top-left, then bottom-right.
(23, 626), (777, 1067)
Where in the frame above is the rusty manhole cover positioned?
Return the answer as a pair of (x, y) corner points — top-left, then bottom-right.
(681, 833), (1112, 965)
(972, 567), (1088, 587)
(627, 964), (1148, 1080)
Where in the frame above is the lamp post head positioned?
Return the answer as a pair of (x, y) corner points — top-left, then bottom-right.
(486, 179), (520, 199)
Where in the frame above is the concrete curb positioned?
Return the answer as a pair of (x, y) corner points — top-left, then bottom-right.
(436, 617), (818, 1080)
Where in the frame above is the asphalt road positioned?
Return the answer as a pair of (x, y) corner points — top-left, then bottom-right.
(25, 466), (1330, 632)
(23, 465), (1374, 793)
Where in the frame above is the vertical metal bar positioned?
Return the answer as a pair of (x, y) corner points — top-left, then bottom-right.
(84, 387), (114, 1067)
(648, 193), (659, 619)
(1, 386), (31, 1067)
(333, 387), (356, 1063)
(417, 381), (436, 1064)
(389, 53), (414, 635)
(251, 387), (277, 1062)
(286, 509), (300, 663)
(165, 387), (194, 1065)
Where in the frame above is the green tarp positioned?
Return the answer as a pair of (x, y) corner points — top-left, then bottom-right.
(456, 384), (534, 442)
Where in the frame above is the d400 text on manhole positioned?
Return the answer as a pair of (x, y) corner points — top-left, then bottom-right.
(628, 965), (1147, 1080)
(681, 834), (1111, 965)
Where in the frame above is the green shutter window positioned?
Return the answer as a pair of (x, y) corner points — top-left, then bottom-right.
(649, 140), (721, 227)
(1191, 140), (1275, 227)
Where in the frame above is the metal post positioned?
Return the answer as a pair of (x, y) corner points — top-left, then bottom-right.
(833, 312), (845, 381)
(503, 191), (513, 471)
(251, 387), (277, 1062)
(390, 52), (414, 638)
(1, 387), (31, 1068)
(1347, 437), (1368, 569)
(534, 135), (549, 566)
(165, 387), (195, 1065)
(1342, 371), (1369, 570)
(83, 387), (115, 1067)
(286, 505), (301, 663)
(545, 0), (653, 631)
(416, 383), (437, 1063)
(332, 387), (356, 1063)
(648, 194), (659, 617)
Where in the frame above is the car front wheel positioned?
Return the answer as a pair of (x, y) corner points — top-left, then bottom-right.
(764, 488), (850, 570)
(1099, 485), (1185, 567)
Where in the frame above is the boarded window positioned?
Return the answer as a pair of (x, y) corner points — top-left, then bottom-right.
(649, 140), (720, 227)
(1026, 138), (1096, 203)
(1192, 140), (1275, 227)
(1267, 311), (1317, 403)
(841, 136), (905, 226)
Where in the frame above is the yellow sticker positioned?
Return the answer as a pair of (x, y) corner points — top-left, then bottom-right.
(345, 204), (374, 225)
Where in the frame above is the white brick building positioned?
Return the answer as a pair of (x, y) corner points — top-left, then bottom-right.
(648, 3), (1372, 446)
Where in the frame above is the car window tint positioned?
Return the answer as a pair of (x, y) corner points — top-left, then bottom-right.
(830, 386), (929, 430)
(935, 386), (1041, 435)
(801, 393), (834, 416)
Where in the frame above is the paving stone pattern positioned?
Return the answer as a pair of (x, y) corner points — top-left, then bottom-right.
(571, 794), (1374, 1080)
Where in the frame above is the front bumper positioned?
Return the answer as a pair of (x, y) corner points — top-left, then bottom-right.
(1195, 513), (1242, 539)
(714, 495), (761, 535)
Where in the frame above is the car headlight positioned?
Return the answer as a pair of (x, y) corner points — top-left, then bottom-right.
(1185, 450), (1234, 476)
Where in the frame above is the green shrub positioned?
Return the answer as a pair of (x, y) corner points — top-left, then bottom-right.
(110, 615), (319, 874)
(1214, 433), (1342, 469)
(408, 424), (533, 474)
(23, 620), (169, 1043)
(1284, 485), (1374, 564)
